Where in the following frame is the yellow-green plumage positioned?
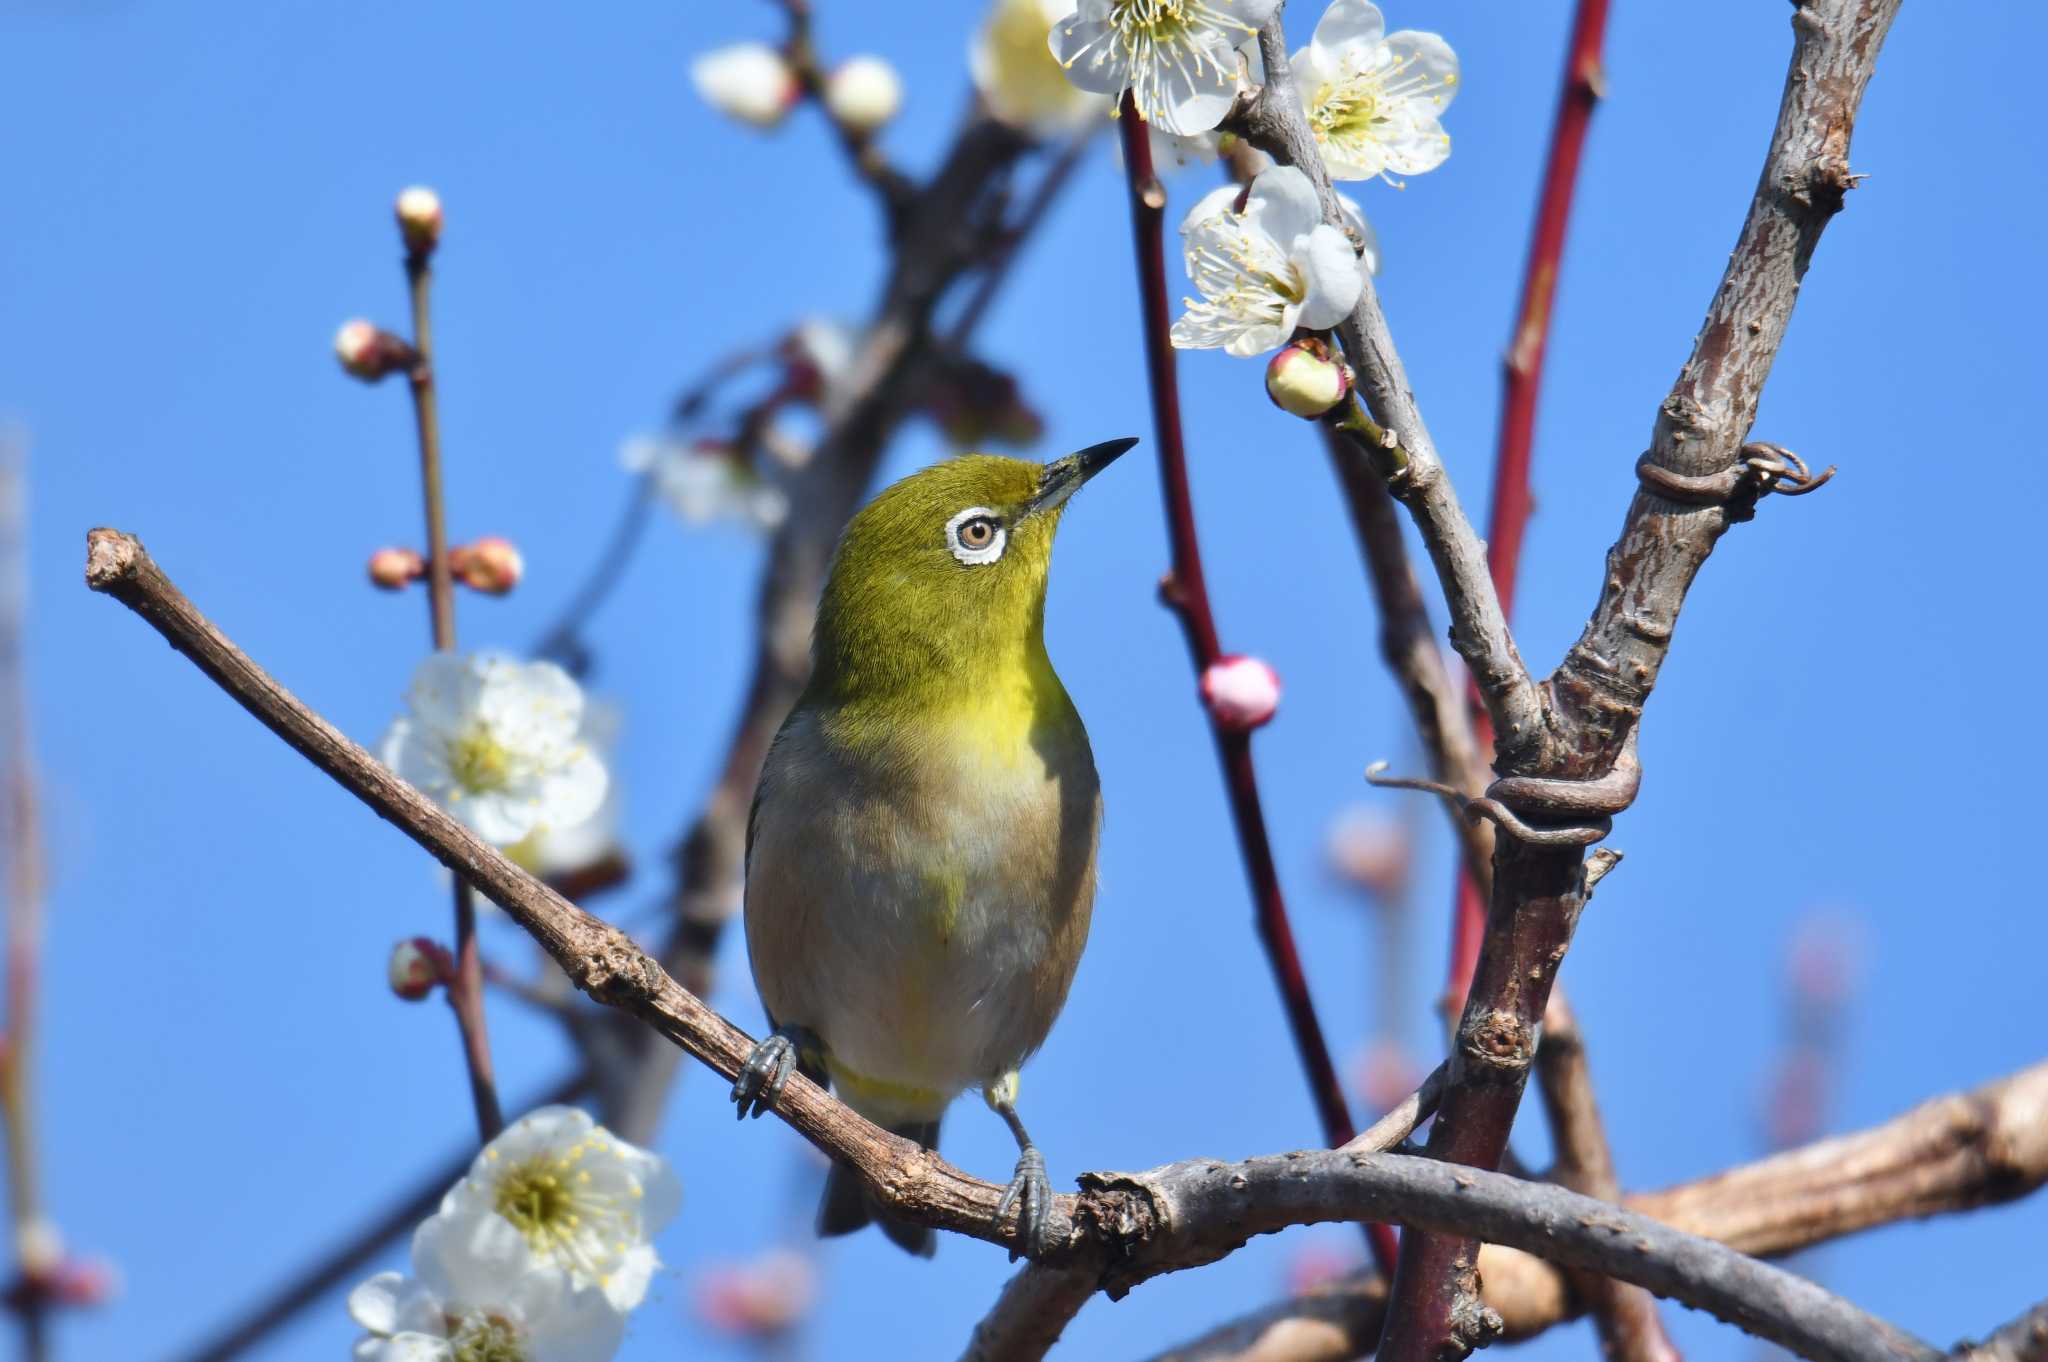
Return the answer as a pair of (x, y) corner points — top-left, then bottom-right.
(738, 446), (1126, 1256)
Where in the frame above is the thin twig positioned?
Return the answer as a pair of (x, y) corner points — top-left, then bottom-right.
(403, 239), (502, 1142)
(83, 528), (1935, 1362)
(1115, 94), (1393, 1276)
(775, 0), (915, 224)
(1950, 1300), (2048, 1362)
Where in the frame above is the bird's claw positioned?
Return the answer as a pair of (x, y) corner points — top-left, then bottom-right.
(995, 1144), (1052, 1261)
(730, 1032), (798, 1121)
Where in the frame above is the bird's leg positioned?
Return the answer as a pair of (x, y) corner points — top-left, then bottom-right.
(730, 1022), (821, 1121)
(983, 1072), (1053, 1260)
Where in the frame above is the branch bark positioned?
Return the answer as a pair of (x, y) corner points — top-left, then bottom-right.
(1150, 1059), (2048, 1362)
(1951, 1301), (2048, 1362)
(86, 528), (1934, 1362)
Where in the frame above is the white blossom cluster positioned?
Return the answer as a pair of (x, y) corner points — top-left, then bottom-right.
(349, 1107), (681, 1361)
(1035, 0), (1457, 357)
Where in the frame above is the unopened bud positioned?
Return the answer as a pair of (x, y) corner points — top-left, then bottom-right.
(388, 937), (453, 1001)
(449, 537), (524, 595)
(394, 186), (443, 256)
(334, 320), (415, 383)
(691, 43), (801, 129)
(824, 55), (903, 133)
(367, 547), (426, 590)
(47, 1256), (118, 1309)
(1200, 654), (1281, 731)
(1265, 337), (1351, 419)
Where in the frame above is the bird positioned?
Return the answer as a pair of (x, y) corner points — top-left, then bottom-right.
(729, 438), (1135, 1258)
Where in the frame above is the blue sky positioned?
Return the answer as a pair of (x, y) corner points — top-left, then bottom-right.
(4, 2), (2044, 1360)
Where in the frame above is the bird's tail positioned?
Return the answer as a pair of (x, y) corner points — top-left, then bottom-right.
(818, 1117), (942, 1258)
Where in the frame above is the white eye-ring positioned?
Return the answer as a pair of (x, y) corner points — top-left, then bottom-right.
(945, 505), (1007, 566)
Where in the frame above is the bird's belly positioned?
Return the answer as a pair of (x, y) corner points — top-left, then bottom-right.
(744, 718), (1099, 1123)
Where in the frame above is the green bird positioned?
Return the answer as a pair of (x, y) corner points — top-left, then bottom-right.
(729, 438), (1135, 1258)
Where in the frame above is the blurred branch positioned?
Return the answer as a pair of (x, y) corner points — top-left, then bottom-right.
(1116, 92), (1393, 1277)
(775, 0), (915, 222)
(1535, 993), (1678, 1362)
(401, 231), (502, 1143)
(158, 1070), (591, 1362)
(1148, 1059), (2048, 1362)
(0, 435), (50, 1362)
(83, 528), (1935, 1362)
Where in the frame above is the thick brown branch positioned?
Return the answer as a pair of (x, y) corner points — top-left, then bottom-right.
(1150, 1060), (2048, 1362)
(86, 528), (1933, 1362)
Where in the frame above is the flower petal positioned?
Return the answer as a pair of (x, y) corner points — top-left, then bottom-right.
(1335, 193), (1382, 276)
(1388, 30), (1459, 111)
(1310, 0), (1388, 68)
(1179, 183), (1245, 234)
(1294, 223), (1365, 329)
(1048, 16), (1127, 94)
(1243, 165), (1324, 249)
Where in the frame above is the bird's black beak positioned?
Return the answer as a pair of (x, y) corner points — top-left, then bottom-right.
(1022, 437), (1139, 521)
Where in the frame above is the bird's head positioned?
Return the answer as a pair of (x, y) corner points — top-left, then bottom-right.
(811, 439), (1136, 701)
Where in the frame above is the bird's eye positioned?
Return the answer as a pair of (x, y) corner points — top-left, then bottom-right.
(945, 506), (1007, 566)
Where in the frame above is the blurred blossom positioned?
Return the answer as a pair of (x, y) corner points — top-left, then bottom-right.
(388, 936), (452, 1002)
(450, 536), (525, 595)
(972, 0), (1106, 134)
(692, 42), (801, 129)
(368, 546), (426, 591)
(1788, 908), (1864, 1011)
(1293, 0), (1458, 183)
(824, 55), (904, 132)
(416, 1106), (682, 1315)
(923, 355), (1045, 450)
(1352, 1036), (1422, 1116)
(1172, 166), (1363, 356)
(334, 319), (412, 383)
(782, 316), (859, 404)
(1324, 804), (1410, 900)
(695, 1249), (818, 1339)
(348, 1267), (622, 1362)
(1051, 0), (1276, 136)
(1286, 1238), (1364, 1297)
(623, 435), (788, 532)
(380, 653), (608, 845)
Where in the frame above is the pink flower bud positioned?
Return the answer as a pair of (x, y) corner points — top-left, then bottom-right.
(449, 537), (524, 595)
(1200, 655), (1281, 731)
(695, 1250), (817, 1338)
(367, 547), (426, 591)
(394, 186), (443, 256)
(47, 1256), (117, 1309)
(388, 937), (452, 1001)
(1287, 1241), (1362, 1298)
(334, 320), (414, 383)
(1265, 337), (1351, 419)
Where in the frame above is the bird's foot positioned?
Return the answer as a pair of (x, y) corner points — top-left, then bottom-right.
(730, 1027), (808, 1120)
(995, 1143), (1052, 1261)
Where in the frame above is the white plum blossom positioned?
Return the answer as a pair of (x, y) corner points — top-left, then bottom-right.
(417, 1106), (682, 1315)
(1051, 0), (1278, 136)
(971, 0), (1107, 133)
(380, 655), (607, 846)
(1292, 0), (1458, 182)
(348, 1268), (623, 1362)
(621, 435), (788, 531)
(1170, 165), (1365, 356)
(691, 42), (800, 129)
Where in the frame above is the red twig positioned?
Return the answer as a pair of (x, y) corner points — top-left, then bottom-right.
(403, 242), (503, 1143)
(1445, 0), (1612, 1019)
(1115, 96), (1396, 1276)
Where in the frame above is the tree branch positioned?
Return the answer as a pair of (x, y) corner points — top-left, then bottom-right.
(1950, 1301), (2048, 1362)
(1148, 1059), (2048, 1362)
(85, 528), (1934, 1362)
